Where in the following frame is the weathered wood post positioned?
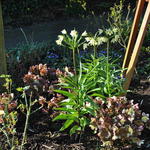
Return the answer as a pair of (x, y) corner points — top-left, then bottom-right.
(0, 0), (7, 75)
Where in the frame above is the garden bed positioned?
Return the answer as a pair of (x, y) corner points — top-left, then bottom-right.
(0, 1), (150, 150)
(0, 81), (150, 150)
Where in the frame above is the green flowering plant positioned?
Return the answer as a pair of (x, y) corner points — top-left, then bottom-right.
(53, 53), (126, 137)
(82, 27), (126, 97)
(56, 29), (87, 72)
(53, 62), (99, 137)
(82, 56), (126, 97)
(90, 96), (150, 149)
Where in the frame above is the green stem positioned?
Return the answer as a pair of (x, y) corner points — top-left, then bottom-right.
(77, 48), (81, 67)
(94, 45), (96, 59)
(20, 103), (31, 150)
(3, 130), (11, 147)
(11, 133), (15, 150)
(20, 111), (30, 150)
(73, 49), (76, 73)
(106, 41), (110, 97)
(3, 105), (12, 148)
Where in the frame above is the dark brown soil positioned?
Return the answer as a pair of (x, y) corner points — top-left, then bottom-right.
(127, 79), (150, 114)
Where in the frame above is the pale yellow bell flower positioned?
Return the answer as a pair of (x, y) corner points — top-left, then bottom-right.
(61, 29), (67, 34)
(70, 30), (78, 38)
(0, 110), (5, 115)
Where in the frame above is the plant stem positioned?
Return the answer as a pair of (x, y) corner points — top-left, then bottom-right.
(77, 48), (81, 66)
(20, 99), (31, 150)
(73, 49), (76, 73)
(20, 110), (30, 150)
(3, 130), (11, 147)
(94, 45), (96, 59)
(106, 41), (110, 96)
(11, 133), (15, 150)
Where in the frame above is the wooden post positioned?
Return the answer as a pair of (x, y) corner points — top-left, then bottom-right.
(122, 0), (145, 71)
(0, 0), (7, 75)
(123, 0), (150, 90)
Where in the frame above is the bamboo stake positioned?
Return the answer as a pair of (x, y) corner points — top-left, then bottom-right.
(123, 1), (150, 90)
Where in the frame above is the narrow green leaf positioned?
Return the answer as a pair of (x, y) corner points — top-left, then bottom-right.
(70, 125), (81, 135)
(60, 119), (74, 131)
(87, 88), (101, 94)
(54, 89), (75, 98)
(59, 101), (76, 106)
(85, 107), (96, 116)
(80, 117), (89, 128)
(104, 87), (108, 94)
(54, 107), (77, 113)
(91, 93), (105, 99)
(53, 114), (76, 121)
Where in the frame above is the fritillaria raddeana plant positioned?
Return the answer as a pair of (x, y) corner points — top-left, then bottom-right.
(53, 62), (99, 139)
(56, 29), (87, 72)
(54, 28), (126, 138)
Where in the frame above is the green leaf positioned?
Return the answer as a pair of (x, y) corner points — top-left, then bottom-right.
(87, 88), (101, 94)
(59, 101), (76, 106)
(80, 117), (89, 128)
(54, 107), (77, 113)
(104, 87), (108, 94)
(85, 81), (96, 91)
(85, 107), (96, 116)
(53, 113), (78, 121)
(54, 89), (75, 98)
(91, 93), (105, 99)
(16, 87), (24, 92)
(70, 125), (81, 135)
(60, 119), (74, 131)
(63, 76), (78, 87)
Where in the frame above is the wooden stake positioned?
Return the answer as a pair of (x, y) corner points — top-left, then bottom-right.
(122, 0), (145, 71)
(123, 1), (150, 90)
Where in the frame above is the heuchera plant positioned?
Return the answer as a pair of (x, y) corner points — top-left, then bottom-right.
(90, 96), (150, 148)
(23, 64), (65, 111)
(22, 64), (79, 116)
